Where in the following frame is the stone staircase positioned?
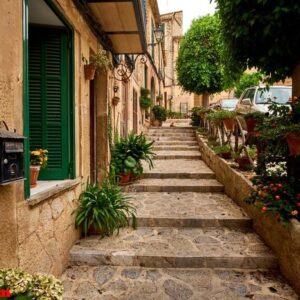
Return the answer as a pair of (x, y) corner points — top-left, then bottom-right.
(62, 121), (297, 299)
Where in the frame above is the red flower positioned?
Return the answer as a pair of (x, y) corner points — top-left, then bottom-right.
(291, 210), (299, 216)
(261, 207), (268, 213)
(277, 183), (283, 188)
(272, 187), (278, 192)
(297, 203), (300, 207)
(275, 195), (281, 201)
(297, 194), (300, 200)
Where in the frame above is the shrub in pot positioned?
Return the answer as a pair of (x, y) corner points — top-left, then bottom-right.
(234, 147), (256, 171)
(208, 110), (237, 130)
(244, 112), (264, 133)
(74, 177), (136, 237)
(140, 88), (152, 110)
(152, 105), (167, 126)
(214, 144), (232, 159)
(30, 149), (48, 188)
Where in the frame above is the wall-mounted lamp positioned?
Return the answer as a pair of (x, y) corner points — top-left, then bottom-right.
(148, 25), (165, 47)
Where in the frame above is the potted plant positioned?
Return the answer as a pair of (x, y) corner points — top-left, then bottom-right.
(30, 149), (48, 188)
(234, 147), (256, 171)
(84, 49), (112, 80)
(244, 112), (264, 133)
(152, 105), (167, 127)
(208, 110), (237, 130)
(74, 178), (136, 236)
(156, 94), (163, 103)
(112, 96), (120, 106)
(140, 88), (152, 110)
(214, 144), (232, 159)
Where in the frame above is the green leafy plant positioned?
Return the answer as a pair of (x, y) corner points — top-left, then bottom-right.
(30, 149), (48, 168)
(214, 144), (231, 155)
(152, 105), (167, 122)
(74, 179), (136, 237)
(244, 111), (265, 121)
(90, 49), (112, 71)
(140, 88), (152, 109)
(247, 178), (300, 223)
(0, 268), (63, 300)
(207, 110), (237, 125)
(191, 107), (212, 126)
(234, 72), (263, 98)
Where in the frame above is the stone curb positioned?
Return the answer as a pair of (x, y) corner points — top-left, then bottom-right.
(196, 132), (300, 295)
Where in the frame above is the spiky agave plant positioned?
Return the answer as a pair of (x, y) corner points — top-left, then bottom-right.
(74, 178), (136, 237)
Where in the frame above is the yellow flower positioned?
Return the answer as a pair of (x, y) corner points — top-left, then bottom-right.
(31, 151), (40, 156)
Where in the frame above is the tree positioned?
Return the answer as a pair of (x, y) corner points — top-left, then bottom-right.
(176, 15), (234, 107)
(234, 72), (262, 98)
(216, 0), (300, 98)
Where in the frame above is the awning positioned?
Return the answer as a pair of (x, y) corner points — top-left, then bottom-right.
(85, 0), (147, 54)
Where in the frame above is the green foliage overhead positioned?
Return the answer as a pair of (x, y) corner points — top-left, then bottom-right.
(216, 0), (300, 82)
(235, 72), (262, 98)
(176, 14), (235, 95)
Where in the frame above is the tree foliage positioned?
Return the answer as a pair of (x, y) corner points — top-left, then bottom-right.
(234, 72), (262, 98)
(216, 0), (300, 82)
(176, 15), (233, 95)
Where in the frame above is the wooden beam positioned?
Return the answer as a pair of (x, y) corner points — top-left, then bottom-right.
(86, 0), (131, 3)
(107, 31), (139, 35)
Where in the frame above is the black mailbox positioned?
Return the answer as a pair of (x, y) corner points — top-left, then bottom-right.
(0, 130), (25, 185)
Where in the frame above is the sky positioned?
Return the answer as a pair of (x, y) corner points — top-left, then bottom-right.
(157, 0), (216, 32)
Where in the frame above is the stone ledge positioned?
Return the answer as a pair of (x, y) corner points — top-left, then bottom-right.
(27, 178), (82, 207)
(196, 132), (300, 295)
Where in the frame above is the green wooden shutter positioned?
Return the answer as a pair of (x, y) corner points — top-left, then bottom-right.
(29, 28), (70, 180)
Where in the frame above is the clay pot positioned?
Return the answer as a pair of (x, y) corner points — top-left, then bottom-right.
(112, 96), (120, 106)
(236, 157), (252, 171)
(119, 173), (131, 186)
(153, 119), (161, 127)
(30, 165), (40, 188)
(88, 224), (103, 236)
(84, 63), (96, 80)
(223, 118), (235, 131)
(286, 133), (300, 156)
(245, 118), (257, 133)
(219, 152), (232, 159)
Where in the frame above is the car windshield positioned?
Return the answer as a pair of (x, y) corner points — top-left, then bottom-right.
(256, 87), (291, 104)
(221, 99), (238, 108)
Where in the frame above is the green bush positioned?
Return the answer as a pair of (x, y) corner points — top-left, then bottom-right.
(74, 178), (136, 237)
(244, 111), (264, 121)
(234, 72), (262, 98)
(0, 268), (63, 300)
(140, 88), (152, 109)
(191, 107), (212, 126)
(213, 144), (231, 155)
(152, 105), (167, 122)
(207, 110), (237, 122)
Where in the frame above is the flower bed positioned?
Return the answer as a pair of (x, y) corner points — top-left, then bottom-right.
(196, 132), (300, 295)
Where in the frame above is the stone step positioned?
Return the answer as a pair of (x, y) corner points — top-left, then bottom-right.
(69, 227), (277, 269)
(143, 159), (214, 179)
(165, 119), (192, 123)
(153, 141), (198, 146)
(153, 146), (199, 151)
(62, 266), (297, 300)
(122, 178), (224, 193)
(154, 151), (201, 160)
(148, 128), (195, 133)
(130, 192), (251, 228)
(150, 136), (197, 142)
(148, 132), (195, 136)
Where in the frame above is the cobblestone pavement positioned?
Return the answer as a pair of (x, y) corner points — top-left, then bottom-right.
(63, 266), (297, 300)
(63, 121), (298, 299)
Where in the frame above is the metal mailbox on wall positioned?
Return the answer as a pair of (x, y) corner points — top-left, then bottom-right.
(0, 129), (25, 185)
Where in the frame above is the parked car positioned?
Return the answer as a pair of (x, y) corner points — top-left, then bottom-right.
(218, 98), (239, 111)
(236, 85), (292, 114)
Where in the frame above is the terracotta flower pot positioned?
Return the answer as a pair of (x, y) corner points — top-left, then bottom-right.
(119, 173), (131, 186)
(84, 64), (96, 80)
(30, 165), (40, 188)
(153, 119), (161, 127)
(245, 118), (257, 133)
(286, 133), (300, 156)
(236, 157), (252, 171)
(219, 152), (232, 159)
(112, 96), (120, 106)
(88, 224), (103, 236)
(223, 118), (235, 131)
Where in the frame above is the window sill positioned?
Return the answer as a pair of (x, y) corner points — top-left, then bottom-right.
(27, 178), (81, 207)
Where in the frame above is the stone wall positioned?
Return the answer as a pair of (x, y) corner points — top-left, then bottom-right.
(196, 133), (300, 295)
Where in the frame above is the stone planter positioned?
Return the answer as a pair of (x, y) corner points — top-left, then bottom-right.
(286, 132), (300, 156)
(84, 64), (96, 80)
(30, 165), (40, 188)
(223, 118), (235, 131)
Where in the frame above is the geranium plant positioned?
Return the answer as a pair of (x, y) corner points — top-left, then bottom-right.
(30, 149), (48, 168)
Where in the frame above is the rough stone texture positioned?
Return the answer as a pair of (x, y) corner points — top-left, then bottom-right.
(62, 266), (298, 299)
(142, 159), (215, 179)
(197, 133), (300, 295)
(130, 192), (251, 228)
(70, 227), (277, 269)
(123, 178), (224, 193)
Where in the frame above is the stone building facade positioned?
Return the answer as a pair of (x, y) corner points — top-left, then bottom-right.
(161, 11), (198, 113)
(0, 0), (164, 277)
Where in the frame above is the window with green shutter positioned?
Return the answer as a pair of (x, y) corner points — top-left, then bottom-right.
(29, 27), (71, 180)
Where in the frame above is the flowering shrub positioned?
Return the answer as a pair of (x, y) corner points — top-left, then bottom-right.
(247, 178), (300, 223)
(30, 149), (48, 168)
(0, 268), (63, 300)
